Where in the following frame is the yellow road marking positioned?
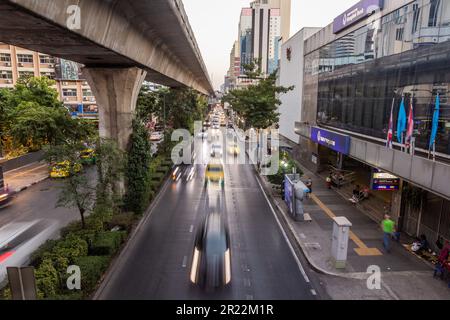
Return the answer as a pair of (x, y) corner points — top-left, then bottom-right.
(310, 194), (382, 256)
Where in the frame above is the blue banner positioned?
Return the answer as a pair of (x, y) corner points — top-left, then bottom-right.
(311, 127), (351, 155)
(429, 93), (440, 149)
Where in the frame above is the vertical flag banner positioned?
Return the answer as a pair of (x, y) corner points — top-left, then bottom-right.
(397, 97), (407, 144)
(405, 96), (414, 149)
(429, 93), (440, 150)
(386, 97), (395, 148)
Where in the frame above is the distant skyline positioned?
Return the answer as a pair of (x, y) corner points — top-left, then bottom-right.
(182, 0), (358, 90)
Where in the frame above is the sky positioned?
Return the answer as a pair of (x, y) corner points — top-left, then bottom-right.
(182, 0), (358, 90)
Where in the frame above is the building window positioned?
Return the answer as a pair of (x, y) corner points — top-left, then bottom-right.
(39, 55), (55, 64)
(0, 53), (11, 62)
(18, 71), (34, 78)
(41, 72), (55, 79)
(412, 4), (421, 33)
(428, 0), (441, 27)
(396, 27), (404, 41)
(82, 89), (93, 97)
(17, 54), (33, 63)
(62, 89), (77, 97)
(0, 71), (13, 79)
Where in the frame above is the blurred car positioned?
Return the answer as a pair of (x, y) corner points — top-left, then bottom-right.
(196, 131), (208, 140)
(227, 143), (240, 156)
(190, 212), (231, 289)
(210, 144), (223, 157)
(150, 131), (164, 142)
(0, 191), (13, 209)
(80, 148), (96, 165)
(204, 162), (224, 189)
(50, 161), (82, 178)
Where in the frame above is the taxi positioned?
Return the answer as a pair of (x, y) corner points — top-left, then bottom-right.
(80, 148), (96, 165)
(50, 161), (82, 178)
(204, 162), (225, 189)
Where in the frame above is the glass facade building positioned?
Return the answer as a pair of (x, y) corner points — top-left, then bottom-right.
(304, 0), (450, 155)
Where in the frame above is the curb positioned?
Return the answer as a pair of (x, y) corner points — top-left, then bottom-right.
(13, 176), (50, 194)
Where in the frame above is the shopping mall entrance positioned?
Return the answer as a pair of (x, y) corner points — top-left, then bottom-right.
(317, 145), (402, 223)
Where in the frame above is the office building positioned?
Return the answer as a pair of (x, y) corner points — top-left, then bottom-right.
(0, 43), (98, 120)
(279, 0), (450, 249)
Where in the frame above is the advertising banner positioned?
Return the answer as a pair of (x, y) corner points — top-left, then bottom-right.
(371, 169), (399, 191)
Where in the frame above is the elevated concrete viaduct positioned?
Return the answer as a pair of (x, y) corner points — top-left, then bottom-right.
(0, 0), (213, 149)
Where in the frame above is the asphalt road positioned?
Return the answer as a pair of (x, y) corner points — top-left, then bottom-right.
(97, 132), (317, 300)
(0, 166), (97, 285)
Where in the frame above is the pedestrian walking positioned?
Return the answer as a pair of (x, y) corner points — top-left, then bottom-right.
(305, 177), (312, 197)
(326, 174), (332, 189)
(381, 214), (395, 253)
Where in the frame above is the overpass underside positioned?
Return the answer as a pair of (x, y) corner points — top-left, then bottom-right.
(0, 0), (213, 152)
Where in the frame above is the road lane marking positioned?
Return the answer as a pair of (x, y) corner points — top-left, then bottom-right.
(311, 289), (317, 296)
(256, 178), (310, 283)
(5, 163), (48, 179)
(300, 233), (306, 239)
(189, 225), (194, 233)
(244, 278), (251, 287)
(310, 194), (382, 256)
(182, 256), (187, 268)
(246, 294), (254, 300)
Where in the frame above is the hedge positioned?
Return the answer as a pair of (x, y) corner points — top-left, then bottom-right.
(90, 231), (126, 256)
(72, 256), (110, 294)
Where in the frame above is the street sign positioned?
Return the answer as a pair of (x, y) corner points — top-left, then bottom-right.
(7, 267), (37, 300)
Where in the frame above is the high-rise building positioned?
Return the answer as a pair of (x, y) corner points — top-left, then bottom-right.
(0, 43), (98, 120)
(237, 0), (290, 76)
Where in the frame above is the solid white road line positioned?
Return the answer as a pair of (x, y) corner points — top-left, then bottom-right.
(256, 177), (310, 284)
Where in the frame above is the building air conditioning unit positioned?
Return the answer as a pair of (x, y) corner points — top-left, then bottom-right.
(6, 80), (13, 84)
(18, 63), (24, 67)
(4, 62), (10, 67)
(83, 97), (88, 101)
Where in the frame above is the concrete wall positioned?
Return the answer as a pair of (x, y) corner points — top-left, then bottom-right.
(278, 27), (320, 143)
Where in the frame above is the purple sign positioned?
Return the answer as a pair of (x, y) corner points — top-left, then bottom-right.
(333, 0), (384, 34)
(311, 127), (351, 155)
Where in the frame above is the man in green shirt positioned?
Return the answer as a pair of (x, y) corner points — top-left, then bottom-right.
(381, 214), (395, 253)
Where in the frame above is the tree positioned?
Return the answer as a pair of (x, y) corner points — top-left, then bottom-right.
(45, 142), (94, 229)
(95, 138), (125, 211)
(1, 76), (96, 153)
(223, 61), (293, 130)
(124, 119), (152, 214)
(223, 61), (293, 167)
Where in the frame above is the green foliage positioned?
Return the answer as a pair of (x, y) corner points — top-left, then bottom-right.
(108, 212), (136, 232)
(223, 60), (293, 130)
(1, 77), (95, 154)
(90, 231), (126, 256)
(95, 138), (125, 210)
(72, 256), (110, 294)
(124, 120), (152, 214)
(35, 259), (59, 299)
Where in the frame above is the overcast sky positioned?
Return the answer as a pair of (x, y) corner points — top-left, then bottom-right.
(182, 0), (358, 90)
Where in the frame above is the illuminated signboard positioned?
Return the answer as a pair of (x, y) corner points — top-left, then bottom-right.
(371, 169), (399, 190)
(333, 0), (384, 34)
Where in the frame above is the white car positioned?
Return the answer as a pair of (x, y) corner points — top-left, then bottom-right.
(210, 144), (223, 157)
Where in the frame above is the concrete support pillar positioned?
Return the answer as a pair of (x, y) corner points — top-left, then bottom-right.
(82, 67), (147, 151)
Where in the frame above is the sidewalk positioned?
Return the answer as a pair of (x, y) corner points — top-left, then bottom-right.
(259, 162), (450, 300)
(3, 161), (49, 193)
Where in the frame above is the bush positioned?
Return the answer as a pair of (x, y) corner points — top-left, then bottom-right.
(90, 231), (126, 256)
(60, 220), (83, 238)
(35, 259), (59, 299)
(108, 212), (136, 232)
(73, 256), (110, 294)
(30, 239), (59, 267)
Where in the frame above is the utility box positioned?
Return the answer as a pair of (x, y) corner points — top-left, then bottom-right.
(285, 174), (311, 221)
(331, 216), (352, 269)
